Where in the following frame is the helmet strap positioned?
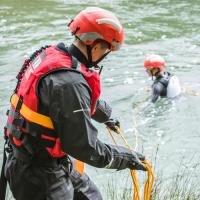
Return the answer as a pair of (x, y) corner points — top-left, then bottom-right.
(86, 45), (93, 68)
(98, 65), (104, 75)
(92, 50), (111, 67)
(150, 68), (161, 79)
(86, 46), (111, 69)
(154, 68), (161, 77)
(74, 35), (111, 69)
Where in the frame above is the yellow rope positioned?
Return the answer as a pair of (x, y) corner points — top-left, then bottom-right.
(132, 98), (154, 200)
(107, 127), (154, 200)
(182, 87), (199, 96)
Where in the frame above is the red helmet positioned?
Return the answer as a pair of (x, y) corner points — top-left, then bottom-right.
(69, 7), (124, 51)
(144, 54), (166, 68)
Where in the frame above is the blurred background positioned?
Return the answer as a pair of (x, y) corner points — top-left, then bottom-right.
(0, 0), (200, 198)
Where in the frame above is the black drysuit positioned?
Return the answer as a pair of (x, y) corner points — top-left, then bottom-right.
(4, 43), (145, 200)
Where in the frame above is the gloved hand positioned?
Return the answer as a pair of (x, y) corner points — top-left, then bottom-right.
(105, 145), (146, 171)
(105, 118), (120, 133)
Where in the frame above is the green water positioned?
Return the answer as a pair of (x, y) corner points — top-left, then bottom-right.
(1, 0), (200, 199)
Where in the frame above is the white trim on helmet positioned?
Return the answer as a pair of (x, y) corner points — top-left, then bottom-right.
(96, 18), (122, 33)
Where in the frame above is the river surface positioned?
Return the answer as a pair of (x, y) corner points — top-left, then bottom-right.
(0, 0), (200, 199)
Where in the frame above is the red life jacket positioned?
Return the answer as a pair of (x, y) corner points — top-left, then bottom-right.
(6, 45), (101, 159)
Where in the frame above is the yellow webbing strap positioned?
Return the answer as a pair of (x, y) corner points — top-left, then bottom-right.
(11, 94), (54, 129)
(107, 128), (154, 200)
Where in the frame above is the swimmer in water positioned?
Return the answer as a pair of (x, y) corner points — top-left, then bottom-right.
(144, 54), (181, 103)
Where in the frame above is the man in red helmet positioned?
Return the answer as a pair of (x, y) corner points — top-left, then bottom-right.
(144, 54), (181, 103)
(1, 7), (146, 200)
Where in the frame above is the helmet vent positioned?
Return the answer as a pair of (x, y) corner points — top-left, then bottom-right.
(96, 18), (122, 33)
(72, 26), (80, 35)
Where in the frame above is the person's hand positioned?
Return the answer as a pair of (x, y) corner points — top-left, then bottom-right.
(105, 145), (146, 171)
(105, 118), (120, 133)
(129, 151), (146, 171)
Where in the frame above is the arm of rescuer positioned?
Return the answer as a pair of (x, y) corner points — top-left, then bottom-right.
(92, 99), (112, 123)
(38, 70), (146, 171)
(92, 99), (120, 133)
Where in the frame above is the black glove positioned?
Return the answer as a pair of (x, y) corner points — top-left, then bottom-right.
(105, 118), (120, 133)
(105, 145), (146, 171)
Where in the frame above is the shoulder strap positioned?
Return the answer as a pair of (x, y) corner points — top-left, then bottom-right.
(157, 73), (171, 87)
(56, 43), (79, 70)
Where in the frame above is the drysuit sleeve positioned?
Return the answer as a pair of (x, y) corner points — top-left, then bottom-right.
(38, 71), (146, 171)
(151, 82), (164, 103)
(38, 71), (112, 167)
(91, 99), (112, 123)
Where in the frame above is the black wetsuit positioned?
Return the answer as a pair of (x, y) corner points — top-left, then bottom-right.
(151, 72), (171, 103)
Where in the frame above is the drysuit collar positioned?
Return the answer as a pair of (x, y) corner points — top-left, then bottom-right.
(57, 43), (110, 70)
(68, 44), (88, 66)
(69, 43), (110, 68)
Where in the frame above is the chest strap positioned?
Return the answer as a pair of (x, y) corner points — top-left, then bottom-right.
(11, 94), (54, 129)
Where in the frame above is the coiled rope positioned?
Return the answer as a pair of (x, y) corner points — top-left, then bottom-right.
(110, 84), (198, 199)
(107, 125), (154, 200)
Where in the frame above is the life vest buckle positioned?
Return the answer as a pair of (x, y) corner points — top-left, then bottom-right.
(11, 116), (25, 140)
(61, 156), (73, 173)
(12, 128), (23, 140)
(13, 116), (24, 127)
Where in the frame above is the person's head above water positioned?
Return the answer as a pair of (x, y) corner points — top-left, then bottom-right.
(144, 54), (166, 77)
(68, 7), (125, 68)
